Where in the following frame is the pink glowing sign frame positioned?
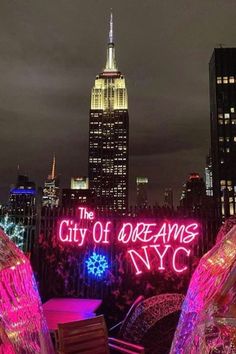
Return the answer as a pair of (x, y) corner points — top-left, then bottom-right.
(58, 207), (199, 275)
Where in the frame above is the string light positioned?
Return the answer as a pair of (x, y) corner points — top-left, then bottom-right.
(0, 215), (24, 249)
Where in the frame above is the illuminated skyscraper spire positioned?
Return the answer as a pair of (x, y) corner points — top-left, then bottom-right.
(105, 10), (117, 72)
(109, 11), (113, 43)
(47, 154), (56, 180)
(51, 154), (56, 180)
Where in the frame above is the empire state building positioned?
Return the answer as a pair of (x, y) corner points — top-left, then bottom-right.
(88, 13), (129, 213)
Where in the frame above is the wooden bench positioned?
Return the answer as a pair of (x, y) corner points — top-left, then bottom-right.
(57, 315), (144, 354)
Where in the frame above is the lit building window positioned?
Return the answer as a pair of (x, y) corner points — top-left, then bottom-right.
(230, 204), (234, 215)
(231, 107), (235, 113)
(234, 137), (236, 142)
(226, 148), (230, 153)
(223, 76), (228, 84)
(217, 77), (222, 84)
(225, 113), (230, 119)
(226, 137), (230, 142)
(221, 204), (225, 216)
(229, 76), (235, 83)
(219, 137), (224, 142)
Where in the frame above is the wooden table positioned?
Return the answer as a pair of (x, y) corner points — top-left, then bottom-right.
(43, 298), (102, 331)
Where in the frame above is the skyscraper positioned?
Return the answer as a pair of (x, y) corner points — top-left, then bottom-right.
(209, 48), (236, 219)
(88, 13), (129, 213)
(42, 155), (60, 207)
(8, 174), (37, 253)
(9, 174), (36, 213)
(136, 177), (148, 208)
(180, 173), (206, 212)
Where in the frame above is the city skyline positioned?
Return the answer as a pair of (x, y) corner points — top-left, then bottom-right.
(0, 1), (236, 205)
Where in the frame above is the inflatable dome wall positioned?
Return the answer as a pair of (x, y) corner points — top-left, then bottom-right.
(0, 229), (54, 353)
(170, 221), (236, 353)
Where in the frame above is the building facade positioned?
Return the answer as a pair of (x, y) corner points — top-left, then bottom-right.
(61, 189), (92, 209)
(88, 13), (129, 213)
(71, 177), (89, 190)
(7, 174), (37, 253)
(9, 174), (36, 212)
(209, 48), (236, 219)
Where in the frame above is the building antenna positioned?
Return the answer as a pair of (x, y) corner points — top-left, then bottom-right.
(17, 164), (20, 176)
(109, 8), (113, 44)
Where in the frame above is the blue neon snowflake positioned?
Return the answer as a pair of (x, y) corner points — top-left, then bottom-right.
(86, 252), (108, 277)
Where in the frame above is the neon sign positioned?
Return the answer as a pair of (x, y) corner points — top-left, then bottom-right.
(86, 252), (108, 277)
(58, 207), (199, 276)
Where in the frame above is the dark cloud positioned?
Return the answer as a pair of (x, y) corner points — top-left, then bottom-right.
(0, 0), (235, 204)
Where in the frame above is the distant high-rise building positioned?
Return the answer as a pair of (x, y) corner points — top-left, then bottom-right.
(164, 188), (173, 208)
(62, 189), (92, 209)
(42, 155), (60, 207)
(8, 174), (37, 253)
(209, 48), (236, 218)
(205, 152), (213, 197)
(88, 12), (129, 213)
(71, 177), (89, 190)
(9, 174), (36, 212)
(62, 176), (91, 208)
(136, 177), (148, 208)
(180, 173), (206, 211)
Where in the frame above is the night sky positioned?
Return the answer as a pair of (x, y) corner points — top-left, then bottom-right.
(0, 0), (236, 205)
